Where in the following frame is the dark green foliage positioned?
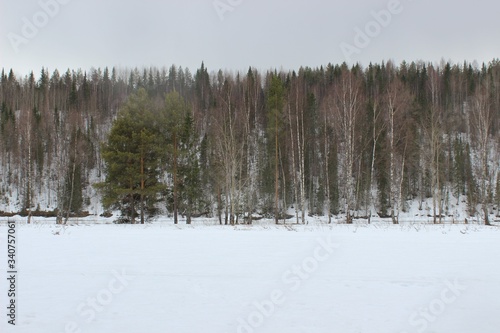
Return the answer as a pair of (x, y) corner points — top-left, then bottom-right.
(178, 110), (203, 224)
(305, 92), (319, 213)
(464, 144), (477, 215)
(69, 81), (78, 107)
(453, 138), (478, 215)
(266, 74), (285, 140)
(99, 89), (164, 224)
(453, 138), (467, 198)
(163, 91), (191, 224)
(451, 139), (477, 215)
(376, 131), (390, 216)
(0, 102), (7, 133)
(1, 60), (500, 222)
(328, 140), (340, 215)
(63, 161), (83, 214)
(316, 184), (325, 215)
(264, 74), (286, 218)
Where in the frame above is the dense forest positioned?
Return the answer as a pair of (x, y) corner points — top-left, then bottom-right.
(0, 60), (499, 224)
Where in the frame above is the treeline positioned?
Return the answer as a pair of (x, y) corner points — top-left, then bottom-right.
(0, 60), (499, 224)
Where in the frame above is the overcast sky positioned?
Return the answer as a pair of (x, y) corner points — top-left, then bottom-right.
(1, 0), (499, 77)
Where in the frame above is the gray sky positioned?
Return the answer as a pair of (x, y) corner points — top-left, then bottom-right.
(1, 0), (499, 77)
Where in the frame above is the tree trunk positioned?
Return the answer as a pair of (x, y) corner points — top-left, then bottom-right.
(484, 206), (490, 225)
(296, 87), (306, 224)
(64, 159), (77, 225)
(64, 132), (79, 225)
(217, 186), (222, 225)
(369, 103), (379, 223)
(173, 133), (178, 224)
(224, 190), (229, 225)
(130, 192), (136, 224)
(324, 113), (331, 224)
(288, 103), (299, 225)
(27, 122), (32, 224)
(389, 100), (396, 224)
(280, 147), (287, 224)
(140, 154), (145, 225)
(275, 104), (279, 225)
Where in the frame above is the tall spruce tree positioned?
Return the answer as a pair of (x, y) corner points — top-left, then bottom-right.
(266, 74), (285, 224)
(163, 91), (190, 224)
(99, 88), (163, 224)
(179, 110), (201, 224)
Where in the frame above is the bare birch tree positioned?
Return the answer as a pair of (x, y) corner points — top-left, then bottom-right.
(470, 81), (494, 225)
(385, 65), (412, 224)
(331, 68), (363, 224)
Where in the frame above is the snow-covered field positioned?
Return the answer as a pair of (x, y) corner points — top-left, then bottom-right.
(1, 218), (499, 333)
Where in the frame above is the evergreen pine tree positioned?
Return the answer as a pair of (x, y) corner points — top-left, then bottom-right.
(452, 138), (465, 199)
(99, 89), (163, 224)
(163, 91), (189, 224)
(179, 110), (201, 224)
(266, 74), (285, 223)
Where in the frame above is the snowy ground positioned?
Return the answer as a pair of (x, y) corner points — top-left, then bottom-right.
(1, 218), (499, 333)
